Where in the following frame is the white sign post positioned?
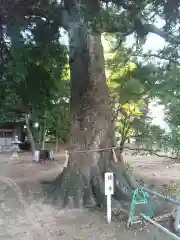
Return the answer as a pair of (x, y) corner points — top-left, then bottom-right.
(105, 172), (114, 224)
(34, 150), (40, 162)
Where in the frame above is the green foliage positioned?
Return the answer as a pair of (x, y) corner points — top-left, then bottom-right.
(0, 20), (69, 143)
(43, 78), (70, 142)
(5, 42), (67, 110)
(105, 42), (155, 148)
(1, 0), (180, 154)
(104, 32), (180, 155)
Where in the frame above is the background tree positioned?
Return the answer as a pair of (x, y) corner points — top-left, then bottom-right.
(105, 44), (155, 153)
(44, 79), (70, 149)
(0, 40), (68, 153)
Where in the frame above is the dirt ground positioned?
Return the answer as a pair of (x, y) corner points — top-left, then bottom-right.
(0, 151), (179, 239)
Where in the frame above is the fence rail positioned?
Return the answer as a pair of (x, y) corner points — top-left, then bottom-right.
(128, 187), (180, 240)
(142, 187), (180, 205)
(140, 213), (180, 240)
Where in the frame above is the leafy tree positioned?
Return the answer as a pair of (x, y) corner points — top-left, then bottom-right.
(106, 47), (154, 152)
(42, 79), (70, 147)
(1, 40), (68, 152)
(129, 37), (180, 156)
(107, 36), (180, 158)
(150, 65), (180, 158)
(1, 0), (180, 209)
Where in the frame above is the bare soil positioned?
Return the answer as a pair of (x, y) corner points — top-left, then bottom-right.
(0, 151), (178, 239)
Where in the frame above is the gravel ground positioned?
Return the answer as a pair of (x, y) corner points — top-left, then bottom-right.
(0, 151), (177, 239)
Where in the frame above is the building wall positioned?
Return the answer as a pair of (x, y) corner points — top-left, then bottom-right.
(0, 129), (13, 146)
(0, 122), (24, 146)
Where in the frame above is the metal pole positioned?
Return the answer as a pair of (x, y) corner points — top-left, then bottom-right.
(140, 213), (180, 240)
(142, 187), (180, 205)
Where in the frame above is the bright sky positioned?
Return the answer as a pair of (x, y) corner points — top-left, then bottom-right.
(148, 100), (168, 130)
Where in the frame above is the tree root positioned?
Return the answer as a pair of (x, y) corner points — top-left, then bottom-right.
(42, 166), (97, 208)
(108, 162), (135, 201)
(41, 160), (135, 217)
(91, 173), (130, 217)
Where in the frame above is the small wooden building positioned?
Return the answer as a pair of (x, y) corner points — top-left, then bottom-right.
(0, 118), (26, 147)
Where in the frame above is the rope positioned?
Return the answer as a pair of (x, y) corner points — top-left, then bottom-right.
(64, 145), (176, 160)
(65, 147), (122, 166)
(66, 146), (120, 154)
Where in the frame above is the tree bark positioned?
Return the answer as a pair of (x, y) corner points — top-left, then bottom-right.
(43, 0), (135, 209)
(55, 130), (59, 153)
(25, 113), (36, 154)
(41, 119), (46, 150)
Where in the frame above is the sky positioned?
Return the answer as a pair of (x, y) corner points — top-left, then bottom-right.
(148, 100), (168, 130)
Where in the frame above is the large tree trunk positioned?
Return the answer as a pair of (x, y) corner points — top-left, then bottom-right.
(43, 0), (135, 209)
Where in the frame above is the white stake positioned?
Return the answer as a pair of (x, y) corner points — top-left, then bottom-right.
(107, 194), (112, 224)
(112, 149), (118, 163)
(104, 172), (114, 224)
(65, 150), (69, 167)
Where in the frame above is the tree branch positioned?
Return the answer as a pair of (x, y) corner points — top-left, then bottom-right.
(27, 5), (70, 30)
(112, 103), (128, 122)
(124, 146), (177, 160)
(51, 5), (70, 30)
(1, 1), (70, 31)
(132, 53), (180, 64)
(101, 0), (134, 10)
(144, 24), (180, 45)
(120, 120), (132, 151)
(102, 18), (180, 45)
(101, 1), (180, 45)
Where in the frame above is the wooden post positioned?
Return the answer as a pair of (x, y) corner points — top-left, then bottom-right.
(112, 149), (118, 163)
